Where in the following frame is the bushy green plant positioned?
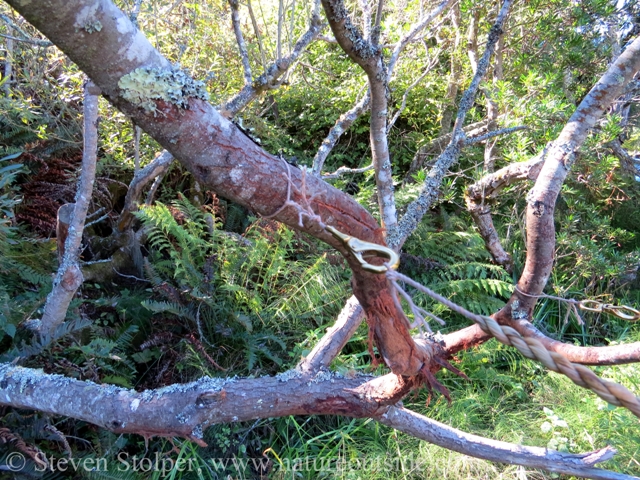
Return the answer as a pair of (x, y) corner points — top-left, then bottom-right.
(135, 196), (349, 375)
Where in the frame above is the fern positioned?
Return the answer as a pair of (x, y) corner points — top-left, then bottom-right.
(403, 227), (513, 320)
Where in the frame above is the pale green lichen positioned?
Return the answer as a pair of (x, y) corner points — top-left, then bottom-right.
(118, 66), (209, 114)
(84, 20), (102, 33)
(275, 368), (303, 382)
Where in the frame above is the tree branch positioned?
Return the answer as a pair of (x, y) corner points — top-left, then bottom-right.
(311, 0), (451, 178)
(498, 36), (640, 321)
(404, 117), (498, 183)
(39, 81), (100, 334)
(322, 163), (374, 179)
(389, 0), (513, 249)
(507, 319), (640, 366)
(228, 0), (253, 85)
(298, 295), (364, 372)
(377, 406), (631, 480)
(321, 0), (398, 232)
(117, 150), (174, 233)
(311, 90), (371, 176)
(220, 2), (325, 118)
(464, 150), (544, 270)
(10, 0), (434, 378)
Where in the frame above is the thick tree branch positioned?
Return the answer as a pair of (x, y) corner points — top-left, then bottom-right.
(507, 320), (640, 366)
(9, 0), (434, 378)
(0, 363), (412, 445)
(1, 363), (630, 479)
(39, 81), (100, 334)
(498, 36), (640, 321)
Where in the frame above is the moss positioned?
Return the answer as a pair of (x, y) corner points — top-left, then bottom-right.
(118, 66), (209, 115)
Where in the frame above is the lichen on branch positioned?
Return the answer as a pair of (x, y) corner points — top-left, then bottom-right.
(118, 66), (209, 114)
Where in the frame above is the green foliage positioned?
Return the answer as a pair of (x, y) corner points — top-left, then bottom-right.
(136, 196), (349, 375)
(404, 227), (513, 319)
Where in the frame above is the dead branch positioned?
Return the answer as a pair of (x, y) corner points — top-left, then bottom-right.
(311, 90), (371, 176)
(464, 125), (527, 146)
(39, 81), (100, 334)
(0, 362), (632, 480)
(377, 407), (629, 480)
(404, 117), (497, 182)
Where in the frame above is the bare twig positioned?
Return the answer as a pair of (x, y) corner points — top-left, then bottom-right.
(464, 125), (527, 146)
(322, 163), (374, 180)
(0, 14), (52, 47)
(118, 150), (174, 232)
(220, 1), (325, 118)
(387, 53), (439, 132)
(229, 0), (253, 85)
(311, 90), (370, 175)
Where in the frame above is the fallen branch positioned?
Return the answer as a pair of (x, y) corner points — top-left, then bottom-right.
(377, 406), (629, 480)
(0, 362), (632, 480)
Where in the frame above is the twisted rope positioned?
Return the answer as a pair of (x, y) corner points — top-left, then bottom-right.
(387, 270), (640, 419)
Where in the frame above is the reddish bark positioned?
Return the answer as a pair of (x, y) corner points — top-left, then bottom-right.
(7, 0), (428, 377)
